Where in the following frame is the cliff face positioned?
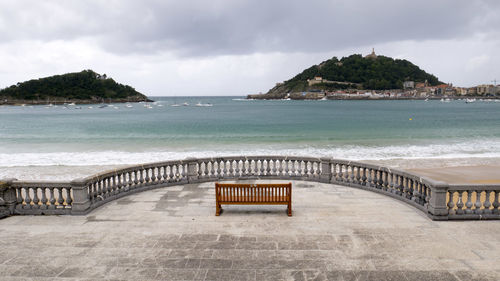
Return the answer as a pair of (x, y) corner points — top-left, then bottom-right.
(248, 54), (442, 99)
(0, 70), (151, 104)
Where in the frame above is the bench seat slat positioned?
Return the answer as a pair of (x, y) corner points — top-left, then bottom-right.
(219, 196), (289, 203)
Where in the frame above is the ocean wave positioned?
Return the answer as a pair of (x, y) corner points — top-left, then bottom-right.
(1, 140), (500, 167)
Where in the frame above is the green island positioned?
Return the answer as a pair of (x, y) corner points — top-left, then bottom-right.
(0, 70), (151, 105)
(248, 51), (499, 100)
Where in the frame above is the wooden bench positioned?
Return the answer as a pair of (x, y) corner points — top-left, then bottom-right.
(215, 183), (292, 216)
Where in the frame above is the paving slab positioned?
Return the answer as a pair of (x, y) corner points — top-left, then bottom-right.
(0, 180), (499, 280)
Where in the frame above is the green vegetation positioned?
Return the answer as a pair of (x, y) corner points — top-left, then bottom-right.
(252, 54), (442, 99)
(0, 70), (148, 103)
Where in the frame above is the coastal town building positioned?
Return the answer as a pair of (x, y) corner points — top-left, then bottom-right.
(403, 81), (415, 89)
(468, 87), (477, 95)
(455, 87), (468, 96)
(476, 84), (499, 95)
(303, 81), (500, 100)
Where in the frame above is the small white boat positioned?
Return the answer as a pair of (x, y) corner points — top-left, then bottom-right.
(183, 102), (189, 106)
(88, 106), (93, 109)
(171, 104), (181, 107)
(195, 102), (213, 107)
(125, 104), (133, 108)
(465, 98), (476, 103)
(68, 102), (76, 106)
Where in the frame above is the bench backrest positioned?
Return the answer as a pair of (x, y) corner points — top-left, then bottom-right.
(215, 183), (291, 203)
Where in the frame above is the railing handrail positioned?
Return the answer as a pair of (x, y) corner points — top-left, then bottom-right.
(10, 181), (71, 188)
(447, 184), (500, 190)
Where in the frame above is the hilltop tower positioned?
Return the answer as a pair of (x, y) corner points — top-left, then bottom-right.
(365, 48), (377, 59)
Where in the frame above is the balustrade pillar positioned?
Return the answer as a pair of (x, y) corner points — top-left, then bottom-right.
(186, 159), (199, 183)
(0, 179), (16, 218)
(428, 181), (449, 219)
(320, 159), (331, 183)
(70, 179), (91, 215)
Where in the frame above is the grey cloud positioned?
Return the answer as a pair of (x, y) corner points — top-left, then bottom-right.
(1, 0), (499, 57)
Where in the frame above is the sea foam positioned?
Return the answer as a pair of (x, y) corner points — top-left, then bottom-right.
(1, 140), (500, 167)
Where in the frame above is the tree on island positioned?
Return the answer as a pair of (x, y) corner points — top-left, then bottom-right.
(0, 70), (149, 103)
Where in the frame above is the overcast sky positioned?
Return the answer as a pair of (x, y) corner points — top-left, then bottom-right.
(0, 0), (499, 96)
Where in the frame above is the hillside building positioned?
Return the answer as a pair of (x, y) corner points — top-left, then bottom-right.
(365, 48), (377, 59)
(403, 81), (415, 89)
(307, 77), (324, 86)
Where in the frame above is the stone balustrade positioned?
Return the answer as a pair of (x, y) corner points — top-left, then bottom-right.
(191, 156), (321, 182)
(1, 156), (499, 220)
(447, 185), (500, 219)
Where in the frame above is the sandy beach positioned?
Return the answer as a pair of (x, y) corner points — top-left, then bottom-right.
(409, 165), (500, 184)
(364, 157), (500, 184)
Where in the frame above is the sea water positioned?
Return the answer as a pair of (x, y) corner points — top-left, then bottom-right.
(1, 97), (499, 179)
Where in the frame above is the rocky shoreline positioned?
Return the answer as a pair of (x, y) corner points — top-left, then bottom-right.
(0, 96), (153, 106)
(247, 95), (500, 101)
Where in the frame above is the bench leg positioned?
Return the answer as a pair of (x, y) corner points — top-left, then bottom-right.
(216, 204), (222, 216)
(287, 202), (292, 217)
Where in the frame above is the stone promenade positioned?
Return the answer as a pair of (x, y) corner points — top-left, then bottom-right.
(0, 180), (499, 280)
